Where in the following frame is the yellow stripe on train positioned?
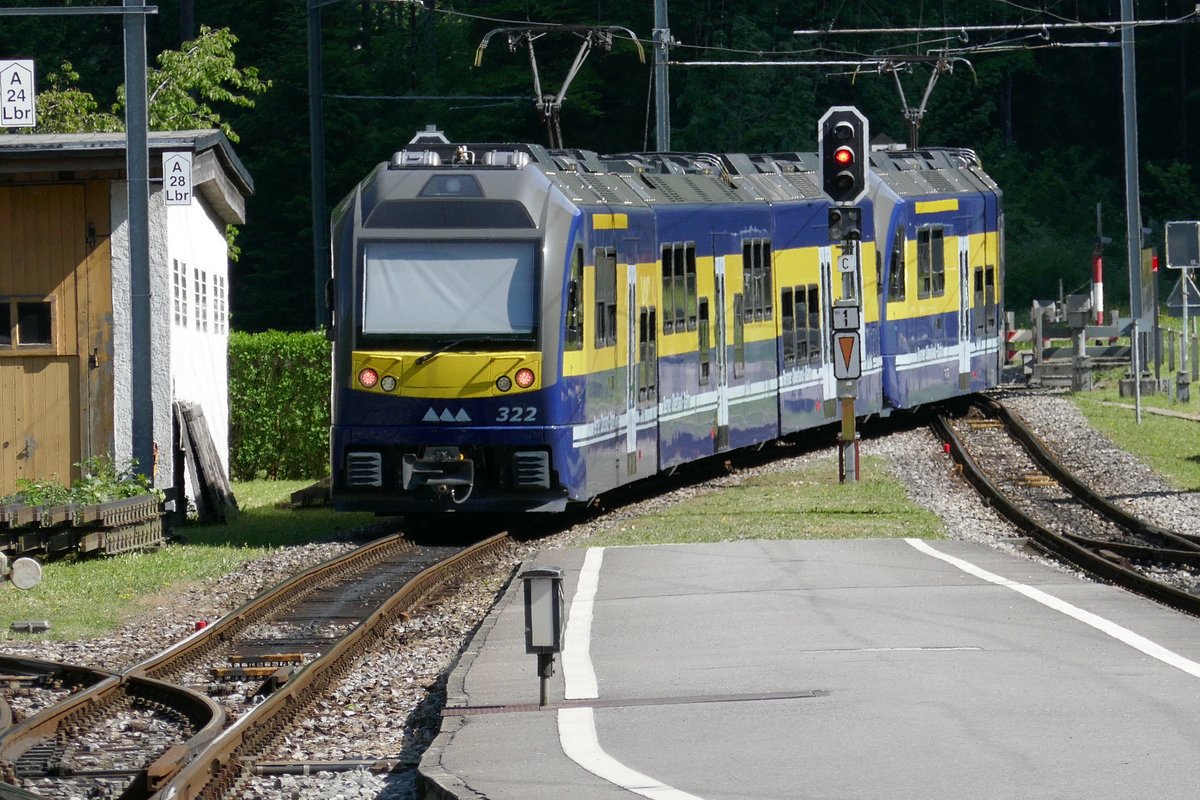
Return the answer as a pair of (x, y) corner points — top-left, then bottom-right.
(351, 351), (542, 398)
(915, 199), (959, 214)
(593, 213), (629, 230)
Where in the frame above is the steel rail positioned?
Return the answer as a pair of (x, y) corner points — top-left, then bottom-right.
(153, 532), (511, 800)
(978, 395), (1200, 552)
(0, 535), (415, 797)
(130, 534), (413, 682)
(933, 406), (1200, 617)
(0, 672), (223, 795)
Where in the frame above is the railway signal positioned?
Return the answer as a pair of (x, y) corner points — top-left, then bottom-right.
(819, 106), (869, 205)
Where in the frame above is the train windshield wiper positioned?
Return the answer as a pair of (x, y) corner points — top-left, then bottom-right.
(414, 338), (471, 366)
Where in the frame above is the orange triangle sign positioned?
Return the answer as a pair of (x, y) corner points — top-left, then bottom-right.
(838, 334), (856, 369)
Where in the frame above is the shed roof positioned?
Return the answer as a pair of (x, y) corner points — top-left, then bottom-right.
(0, 129), (254, 224)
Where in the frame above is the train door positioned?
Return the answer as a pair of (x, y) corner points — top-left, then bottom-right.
(713, 247), (731, 450)
(818, 245), (836, 404)
(623, 259), (638, 478)
(957, 235), (971, 386)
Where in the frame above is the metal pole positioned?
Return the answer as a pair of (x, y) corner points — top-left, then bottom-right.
(308, 1), (329, 330)
(124, 0), (155, 480)
(1120, 0), (1145, 326)
(653, 0), (670, 151)
(1132, 318), (1142, 423)
(1183, 267), (1191, 376)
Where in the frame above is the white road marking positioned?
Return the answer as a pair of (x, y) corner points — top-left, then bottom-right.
(563, 547), (602, 700)
(559, 707), (706, 800)
(559, 547), (707, 799)
(906, 538), (1200, 678)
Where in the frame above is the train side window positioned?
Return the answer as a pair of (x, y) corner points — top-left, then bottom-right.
(660, 245), (675, 334)
(733, 293), (745, 379)
(0, 302), (10, 346)
(741, 238), (774, 323)
(566, 246), (584, 350)
(888, 227), (906, 302)
(761, 240), (773, 321)
(781, 287), (795, 367)
(917, 228), (932, 299)
(685, 244), (698, 330)
(638, 306), (657, 400)
(973, 266), (985, 336)
(697, 298), (710, 386)
(595, 247), (617, 348)
(673, 244), (687, 332)
(876, 250), (883, 301)
(985, 264), (997, 333)
(931, 228), (945, 296)
(806, 285), (821, 366)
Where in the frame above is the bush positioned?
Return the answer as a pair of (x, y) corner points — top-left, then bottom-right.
(228, 330), (329, 481)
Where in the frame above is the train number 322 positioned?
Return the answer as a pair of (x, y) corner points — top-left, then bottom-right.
(496, 406), (537, 422)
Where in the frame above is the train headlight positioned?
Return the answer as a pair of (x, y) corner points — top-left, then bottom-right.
(358, 367), (379, 388)
(496, 375), (513, 392)
(515, 368), (536, 389)
(380, 375), (397, 392)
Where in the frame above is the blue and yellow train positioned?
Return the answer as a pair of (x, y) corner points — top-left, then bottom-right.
(327, 130), (1003, 514)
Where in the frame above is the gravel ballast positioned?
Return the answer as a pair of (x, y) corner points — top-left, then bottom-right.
(3, 390), (1198, 799)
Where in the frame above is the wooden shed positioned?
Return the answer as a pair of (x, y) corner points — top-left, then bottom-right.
(0, 130), (253, 512)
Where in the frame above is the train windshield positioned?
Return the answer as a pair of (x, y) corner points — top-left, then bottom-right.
(361, 240), (538, 341)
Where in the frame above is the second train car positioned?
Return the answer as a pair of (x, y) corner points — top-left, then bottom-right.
(327, 132), (1003, 514)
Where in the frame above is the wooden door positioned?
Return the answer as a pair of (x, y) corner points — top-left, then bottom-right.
(0, 184), (94, 495)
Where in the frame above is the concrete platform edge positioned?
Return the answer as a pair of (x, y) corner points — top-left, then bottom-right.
(417, 562), (527, 800)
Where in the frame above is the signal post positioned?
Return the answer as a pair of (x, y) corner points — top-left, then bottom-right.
(819, 106), (869, 483)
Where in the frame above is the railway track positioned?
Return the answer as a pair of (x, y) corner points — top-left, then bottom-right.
(936, 395), (1200, 615)
(0, 533), (512, 800)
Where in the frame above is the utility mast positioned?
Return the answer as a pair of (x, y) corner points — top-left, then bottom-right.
(654, 0), (671, 150)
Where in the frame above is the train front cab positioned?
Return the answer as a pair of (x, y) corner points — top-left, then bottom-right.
(329, 152), (576, 514)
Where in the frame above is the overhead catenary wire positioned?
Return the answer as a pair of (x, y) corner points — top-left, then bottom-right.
(792, 12), (1200, 37)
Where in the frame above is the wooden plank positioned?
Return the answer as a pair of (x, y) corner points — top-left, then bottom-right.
(176, 401), (239, 524)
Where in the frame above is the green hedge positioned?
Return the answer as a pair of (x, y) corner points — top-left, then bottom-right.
(228, 330), (329, 481)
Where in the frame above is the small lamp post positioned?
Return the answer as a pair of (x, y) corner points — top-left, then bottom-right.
(520, 567), (565, 707)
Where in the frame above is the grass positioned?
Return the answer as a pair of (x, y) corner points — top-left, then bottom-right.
(1, 481), (378, 641)
(7, 376), (1196, 641)
(581, 455), (945, 547)
(1070, 368), (1200, 492)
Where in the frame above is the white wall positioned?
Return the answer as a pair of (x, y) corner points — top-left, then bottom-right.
(111, 178), (232, 500)
(109, 182), (173, 488)
(165, 191), (232, 481)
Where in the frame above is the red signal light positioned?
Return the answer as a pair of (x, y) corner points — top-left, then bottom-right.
(358, 367), (379, 388)
(515, 368), (536, 388)
(834, 146), (854, 166)
(1152, 254), (1159, 272)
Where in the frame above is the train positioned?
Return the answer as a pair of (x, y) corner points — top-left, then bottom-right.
(326, 124), (1003, 515)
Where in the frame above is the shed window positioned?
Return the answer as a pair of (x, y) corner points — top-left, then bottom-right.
(17, 303), (51, 346)
(0, 298), (53, 351)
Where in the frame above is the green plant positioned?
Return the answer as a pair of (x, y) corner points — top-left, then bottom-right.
(228, 330), (331, 481)
(0, 456), (162, 507)
(5, 477), (71, 506)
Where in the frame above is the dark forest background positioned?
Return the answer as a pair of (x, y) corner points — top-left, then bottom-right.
(1, 0), (1197, 330)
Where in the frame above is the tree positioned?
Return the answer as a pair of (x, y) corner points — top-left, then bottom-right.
(23, 26), (268, 143)
(140, 26), (268, 142)
(31, 62), (123, 134)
